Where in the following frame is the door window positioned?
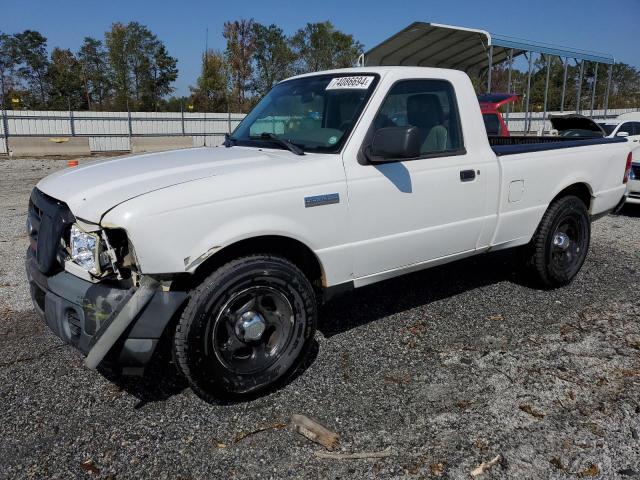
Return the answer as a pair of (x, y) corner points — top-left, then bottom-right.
(618, 123), (634, 135)
(372, 80), (464, 156)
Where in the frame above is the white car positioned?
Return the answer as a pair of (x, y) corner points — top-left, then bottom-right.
(599, 113), (640, 144)
(598, 115), (640, 204)
(26, 67), (633, 402)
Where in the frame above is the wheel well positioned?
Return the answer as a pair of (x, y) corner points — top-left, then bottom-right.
(553, 183), (592, 210)
(173, 235), (324, 292)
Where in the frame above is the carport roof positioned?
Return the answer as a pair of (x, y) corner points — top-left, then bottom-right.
(363, 22), (615, 73)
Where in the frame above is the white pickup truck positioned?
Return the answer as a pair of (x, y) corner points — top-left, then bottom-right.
(26, 67), (633, 402)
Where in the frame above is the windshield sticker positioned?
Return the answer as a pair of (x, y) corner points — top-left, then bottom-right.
(328, 136), (338, 145)
(326, 76), (374, 90)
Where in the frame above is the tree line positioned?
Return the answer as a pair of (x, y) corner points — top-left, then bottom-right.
(1, 20), (638, 113)
(0, 20), (362, 113)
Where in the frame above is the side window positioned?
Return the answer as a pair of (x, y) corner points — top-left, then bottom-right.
(618, 123), (633, 135)
(632, 122), (640, 136)
(483, 114), (501, 136)
(372, 79), (463, 156)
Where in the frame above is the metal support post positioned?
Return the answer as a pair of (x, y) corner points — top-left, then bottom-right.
(560, 58), (569, 112)
(505, 49), (514, 124)
(603, 64), (613, 118)
(542, 55), (551, 133)
(181, 103), (185, 136)
(589, 64), (598, 117)
(576, 61), (584, 113)
(1, 107), (8, 155)
(487, 45), (494, 94)
(127, 102), (133, 142)
(524, 52), (533, 134)
(69, 102), (75, 137)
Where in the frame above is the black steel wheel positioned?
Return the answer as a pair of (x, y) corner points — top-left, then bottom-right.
(173, 255), (316, 402)
(527, 195), (590, 288)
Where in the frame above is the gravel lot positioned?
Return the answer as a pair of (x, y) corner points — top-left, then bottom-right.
(1, 156), (639, 479)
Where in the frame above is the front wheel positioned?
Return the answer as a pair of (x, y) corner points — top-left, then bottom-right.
(527, 195), (591, 288)
(173, 255), (317, 403)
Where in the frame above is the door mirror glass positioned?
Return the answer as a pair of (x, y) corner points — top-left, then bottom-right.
(367, 126), (422, 163)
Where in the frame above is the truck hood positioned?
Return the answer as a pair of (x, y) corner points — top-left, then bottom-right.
(37, 147), (296, 222)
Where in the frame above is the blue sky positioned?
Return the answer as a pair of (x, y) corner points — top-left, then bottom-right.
(3, 0), (638, 96)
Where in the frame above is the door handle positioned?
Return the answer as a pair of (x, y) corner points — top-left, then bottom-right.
(460, 169), (476, 182)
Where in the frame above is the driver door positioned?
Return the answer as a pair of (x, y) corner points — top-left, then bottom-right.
(343, 78), (489, 281)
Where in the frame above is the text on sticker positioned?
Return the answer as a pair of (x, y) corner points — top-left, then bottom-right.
(326, 76), (374, 90)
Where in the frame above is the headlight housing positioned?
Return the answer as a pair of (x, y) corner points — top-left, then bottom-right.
(69, 225), (100, 274)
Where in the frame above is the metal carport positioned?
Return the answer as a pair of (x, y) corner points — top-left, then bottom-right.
(360, 22), (615, 133)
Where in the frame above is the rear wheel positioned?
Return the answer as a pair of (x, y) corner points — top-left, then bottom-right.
(173, 255), (317, 403)
(527, 195), (590, 288)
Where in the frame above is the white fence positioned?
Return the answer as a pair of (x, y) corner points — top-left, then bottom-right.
(0, 110), (246, 154)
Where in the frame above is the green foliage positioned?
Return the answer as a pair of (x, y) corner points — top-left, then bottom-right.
(0, 21), (638, 115)
(105, 22), (178, 111)
(78, 37), (111, 109)
(189, 49), (229, 112)
(47, 48), (85, 109)
(12, 30), (50, 107)
(290, 21), (363, 73)
(251, 24), (296, 96)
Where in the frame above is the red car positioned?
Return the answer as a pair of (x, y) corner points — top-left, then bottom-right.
(478, 93), (519, 137)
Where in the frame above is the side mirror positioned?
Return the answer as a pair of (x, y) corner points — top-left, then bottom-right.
(367, 126), (422, 163)
(617, 131), (630, 138)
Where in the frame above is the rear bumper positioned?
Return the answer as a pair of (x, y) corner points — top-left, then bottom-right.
(626, 178), (640, 205)
(26, 249), (187, 373)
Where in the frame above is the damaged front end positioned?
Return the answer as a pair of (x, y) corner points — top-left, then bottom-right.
(25, 188), (186, 375)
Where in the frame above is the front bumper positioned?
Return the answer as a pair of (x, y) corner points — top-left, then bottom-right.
(26, 249), (187, 373)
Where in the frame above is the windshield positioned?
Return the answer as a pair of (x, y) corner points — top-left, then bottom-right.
(598, 123), (616, 136)
(230, 74), (378, 153)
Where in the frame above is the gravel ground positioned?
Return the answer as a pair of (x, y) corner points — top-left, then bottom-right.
(1, 157), (639, 480)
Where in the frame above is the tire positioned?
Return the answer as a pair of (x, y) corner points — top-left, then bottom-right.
(527, 195), (591, 288)
(173, 255), (317, 402)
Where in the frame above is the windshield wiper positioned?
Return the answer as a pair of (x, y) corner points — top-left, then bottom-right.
(250, 132), (305, 156)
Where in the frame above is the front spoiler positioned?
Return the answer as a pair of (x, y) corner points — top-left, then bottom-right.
(26, 249), (187, 374)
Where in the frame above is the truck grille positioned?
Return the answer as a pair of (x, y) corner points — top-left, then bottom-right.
(28, 188), (75, 275)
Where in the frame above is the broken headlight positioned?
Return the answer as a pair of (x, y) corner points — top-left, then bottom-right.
(70, 225), (100, 274)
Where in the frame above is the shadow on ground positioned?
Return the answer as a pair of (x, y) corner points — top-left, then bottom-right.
(108, 249), (531, 405)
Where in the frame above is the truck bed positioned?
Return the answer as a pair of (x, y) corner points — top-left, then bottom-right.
(490, 136), (628, 156)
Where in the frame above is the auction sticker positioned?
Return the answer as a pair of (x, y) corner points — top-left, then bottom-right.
(326, 76), (374, 90)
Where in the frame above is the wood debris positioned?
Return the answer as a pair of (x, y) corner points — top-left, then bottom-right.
(80, 459), (100, 474)
(519, 404), (545, 419)
(314, 447), (392, 460)
(291, 414), (340, 450)
(233, 422), (287, 444)
(470, 455), (501, 477)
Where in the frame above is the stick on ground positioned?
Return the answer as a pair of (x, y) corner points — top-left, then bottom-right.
(291, 414), (340, 450)
(314, 447), (392, 460)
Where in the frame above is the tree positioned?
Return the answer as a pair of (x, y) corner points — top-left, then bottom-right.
(223, 19), (256, 111)
(0, 32), (18, 109)
(189, 49), (229, 112)
(13, 30), (50, 107)
(78, 37), (111, 109)
(105, 22), (178, 111)
(291, 21), (363, 73)
(105, 23), (131, 109)
(47, 48), (85, 109)
(142, 43), (178, 111)
(251, 23), (296, 96)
